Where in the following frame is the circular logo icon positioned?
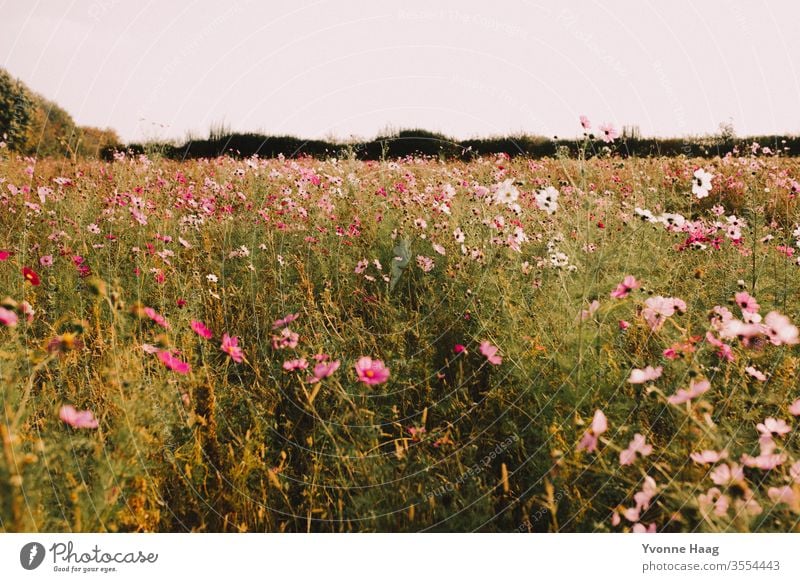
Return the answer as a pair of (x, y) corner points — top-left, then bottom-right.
(20, 542), (46, 570)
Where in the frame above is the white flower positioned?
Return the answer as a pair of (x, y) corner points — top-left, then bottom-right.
(493, 179), (519, 206)
(692, 168), (713, 199)
(535, 186), (559, 215)
(453, 227), (465, 243)
(206, 273), (218, 283)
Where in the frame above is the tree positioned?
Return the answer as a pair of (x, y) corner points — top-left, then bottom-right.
(0, 68), (33, 150)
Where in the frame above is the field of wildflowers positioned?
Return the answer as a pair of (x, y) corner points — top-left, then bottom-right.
(1, 138), (799, 532)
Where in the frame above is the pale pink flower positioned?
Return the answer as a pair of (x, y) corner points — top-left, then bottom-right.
(39, 255), (54, 267)
(619, 433), (653, 466)
(764, 311), (799, 346)
(0, 307), (18, 327)
(190, 320), (212, 339)
(221, 334), (244, 363)
(668, 378), (710, 405)
(756, 417), (791, 437)
(631, 522), (657, 533)
(579, 115), (591, 130)
(745, 366), (767, 381)
(578, 299), (600, 321)
(479, 341), (503, 365)
(577, 409), (607, 453)
(59, 405), (99, 429)
(789, 399), (800, 416)
(710, 463), (745, 487)
(690, 449), (728, 464)
(599, 123), (618, 143)
(628, 365), (662, 384)
(734, 291), (760, 314)
(642, 296), (685, 331)
(610, 275), (640, 299)
(790, 461), (800, 483)
(698, 487), (730, 518)
(354, 356), (390, 385)
(272, 327), (299, 349)
(768, 486), (799, 511)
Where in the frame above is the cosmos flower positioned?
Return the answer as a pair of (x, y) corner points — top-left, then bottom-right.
(628, 366), (662, 384)
(0, 307), (18, 327)
(22, 267), (40, 286)
(667, 378), (710, 405)
(307, 359), (341, 383)
(190, 320), (213, 339)
(599, 123), (618, 143)
(610, 275), (640, 299)
(283, 358), (309, 371)
(619, 433), (653, 466)
(479, 341), (502, 365)
(354, 356), (390, 385)
(59, 405), (99, 429)
(577, 409), (607, 453)
(221, 334), (244, 363)
(692, 168), (714, 199)
(158, 350), (191, 374)
(579, 115), (591, 130)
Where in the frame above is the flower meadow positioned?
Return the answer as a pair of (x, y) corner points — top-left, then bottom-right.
(1, 140), (800, 533)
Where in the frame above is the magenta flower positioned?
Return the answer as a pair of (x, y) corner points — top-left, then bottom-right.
(307, 359), (341, 383)
(0, 307), (18, 327)
(190, 319), (213, 339)
(221, 333), (244, 363)
(453, 343), (467, 354)
(354, 356), (390, 385)
(610, 275), (640, 299)
(143, 307), (170, 329)
(577, 409), (607, 453)
(158, 350), (191, 375)
(628, 365), (662, 384)
(479, 341), (502, 365)
(59, 405), (99, 429)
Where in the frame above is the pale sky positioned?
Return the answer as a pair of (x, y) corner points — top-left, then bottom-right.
(2, 0), (799, 143)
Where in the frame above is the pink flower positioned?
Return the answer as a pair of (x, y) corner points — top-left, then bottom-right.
(745, 366), (767, 381)
(789, 399), (800, 416)
(690, 449), (728, 464)
(619, 433), (653, 466)
(610, 275), (640, 299)
(642, 296), (686, 331)
(39, 255), (54, 267)
(632, 522), (657, 533)
(667, 378), (710, 405)
(190, 320), (213, 339)
(768, 486), (799, 510)
(59, 405), (99, 429)
(271, 327), (299, 350)
(143, 307), (170, 329)
(578, 299), (600, 321)
(628, 366), (662, 384)
(764, 311), (799, 346)
(599, 123), (619, 143)
(453, 344), (467, 355)
(710, 463), (744, 487)
(221, 334), (244, 363)
(307, 359), (341, 383)
(698, 487), (730, 518)
(705, 332), (734, 362)
(479, 341), (502, 365)
(283, 358), (309, 372)
(0, 307), (18, 327)
(0, 250), (10, 261)
(355, 356), (390, 385)
(272, 312), (299, 329)
(158, 350), (191, 374)
(577, 409), (607, 453)
(734, 291), (760, 314)
(756, 417), (791, 437)
(619, 320), (630, 330)
(579, 115), (591, 130)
